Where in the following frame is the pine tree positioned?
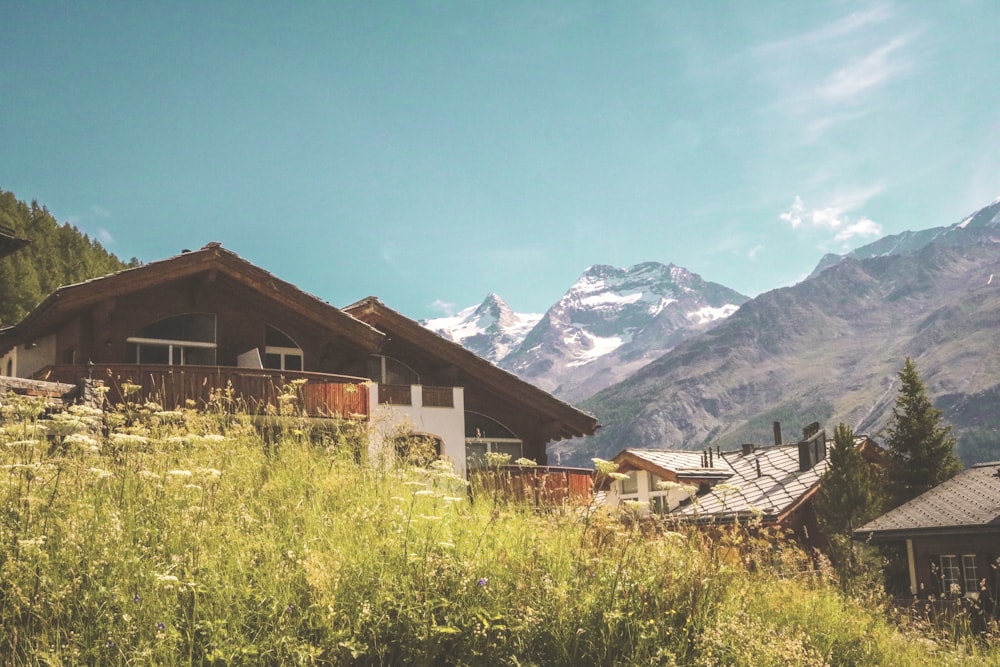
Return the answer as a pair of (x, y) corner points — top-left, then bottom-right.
(884, 357), (961, 508)
(816, 422), (879, 535)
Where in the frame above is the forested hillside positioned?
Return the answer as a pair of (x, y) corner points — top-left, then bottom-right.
(0, 188), (134, 325)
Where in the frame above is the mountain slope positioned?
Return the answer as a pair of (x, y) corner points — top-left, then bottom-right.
(811, 197), (1000, 277)
(558, 240), (1000, 467)
(499, 262), (748, 401)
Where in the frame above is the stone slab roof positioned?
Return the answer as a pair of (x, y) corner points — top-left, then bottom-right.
(856, 462), (1000, 540)
(623, 449), (734, 479)
(673, 444), (828, 521)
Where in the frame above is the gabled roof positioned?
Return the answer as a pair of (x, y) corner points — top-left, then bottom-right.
(672, 444), (828, 523)
(344, 296), (599, 441)
(0, 243), (385, 354)
(615, 449), (735, 481)
(856, 462), (1000, 541)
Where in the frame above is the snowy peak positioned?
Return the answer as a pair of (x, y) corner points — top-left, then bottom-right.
(421, 261), (747, 400)
(422, 294), (541, 364)
(502, 261), (749, 399)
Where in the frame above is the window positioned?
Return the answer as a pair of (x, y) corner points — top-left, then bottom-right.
(367, 355), (419, 385)
(127, 314), (217, 366)
(620, 471), (640, 495)
(936, 554), (980, 597)
(962, 555), (979, 597)
(264, 326), (303, 371)
(464, 412), (522, 468)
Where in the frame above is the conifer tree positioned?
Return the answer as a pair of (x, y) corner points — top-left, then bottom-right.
(884, 357), (961, 508)
(816, 422), (878, 535)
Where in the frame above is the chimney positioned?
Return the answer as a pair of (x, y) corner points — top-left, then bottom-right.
(773, 421), (783, 446)
(756, 459), (762, 478)
(797, 427), (827, 472)
(741, 443), (755, 456)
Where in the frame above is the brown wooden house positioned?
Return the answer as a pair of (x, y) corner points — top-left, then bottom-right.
(855, 462), (1000, 602)
(0, 243), (598, 474)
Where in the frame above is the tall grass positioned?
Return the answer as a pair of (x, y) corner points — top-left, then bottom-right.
(0, 393), (997, 665)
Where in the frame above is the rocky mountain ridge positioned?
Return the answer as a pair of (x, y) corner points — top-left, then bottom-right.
(424, 262), (748, 401)
(555, 197), (1000, 467)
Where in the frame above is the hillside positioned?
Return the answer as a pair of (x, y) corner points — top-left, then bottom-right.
(559, 241), (1000, 467)
(0, 187), (134, 325)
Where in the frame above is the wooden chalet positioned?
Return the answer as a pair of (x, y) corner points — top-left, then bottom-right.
(0, 243), (598, 477)
(856, 462), (1000, 604)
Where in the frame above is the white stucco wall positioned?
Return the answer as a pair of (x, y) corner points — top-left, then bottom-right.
(367, 384), (468, 474)
(608, 470), (696, 515)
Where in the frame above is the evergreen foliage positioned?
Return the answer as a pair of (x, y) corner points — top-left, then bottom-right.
(884, 357), (961, 508)
(815, 422), (882, 593)
(0, 187), (134, 325)
(816, 422), (880, 535)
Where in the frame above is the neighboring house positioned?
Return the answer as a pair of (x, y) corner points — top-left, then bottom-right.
(0, 224), (29, 260)
(0, 243), (598, 474)
(605, 423), (880, 540)
(855, 462), (1000, 601)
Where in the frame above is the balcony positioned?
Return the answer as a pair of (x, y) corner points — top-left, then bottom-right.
(36, 364), (370, 419)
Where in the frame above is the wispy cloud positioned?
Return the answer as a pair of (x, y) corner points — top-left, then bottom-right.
(747, 244), (764, 261)
(754, 5), (892, 55)
(66, 205), (115, 245)
(429, 299), (456, 316)
(753, 3), (919, 140)
(815, 35), (912, 102)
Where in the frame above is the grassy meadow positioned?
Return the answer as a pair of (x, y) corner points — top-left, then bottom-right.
(0, 392), (997, 666)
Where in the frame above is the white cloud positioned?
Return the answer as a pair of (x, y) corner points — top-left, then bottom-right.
(97, 228), (114, 244)
(779, 196), (805, 228)
(780, 191), (883, 242)
(747, 244), (764, 261)
(835, 217), (882, 241)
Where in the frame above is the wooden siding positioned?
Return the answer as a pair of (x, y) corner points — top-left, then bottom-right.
(39, 364), (369, 419)
(470, 466), (594, 506)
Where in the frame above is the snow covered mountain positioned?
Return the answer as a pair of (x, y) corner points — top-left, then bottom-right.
(423, 263), (747, 401)
(422, 293), (541, 364)
(499, 262), (749, 401)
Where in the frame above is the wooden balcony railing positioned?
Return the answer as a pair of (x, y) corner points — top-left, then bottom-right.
(469, 465), (595, 506)
(374, 384), (456, 408)
(37, 364), (370, 419)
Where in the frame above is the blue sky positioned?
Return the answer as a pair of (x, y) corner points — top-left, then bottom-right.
(1, 2), (997, 319)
